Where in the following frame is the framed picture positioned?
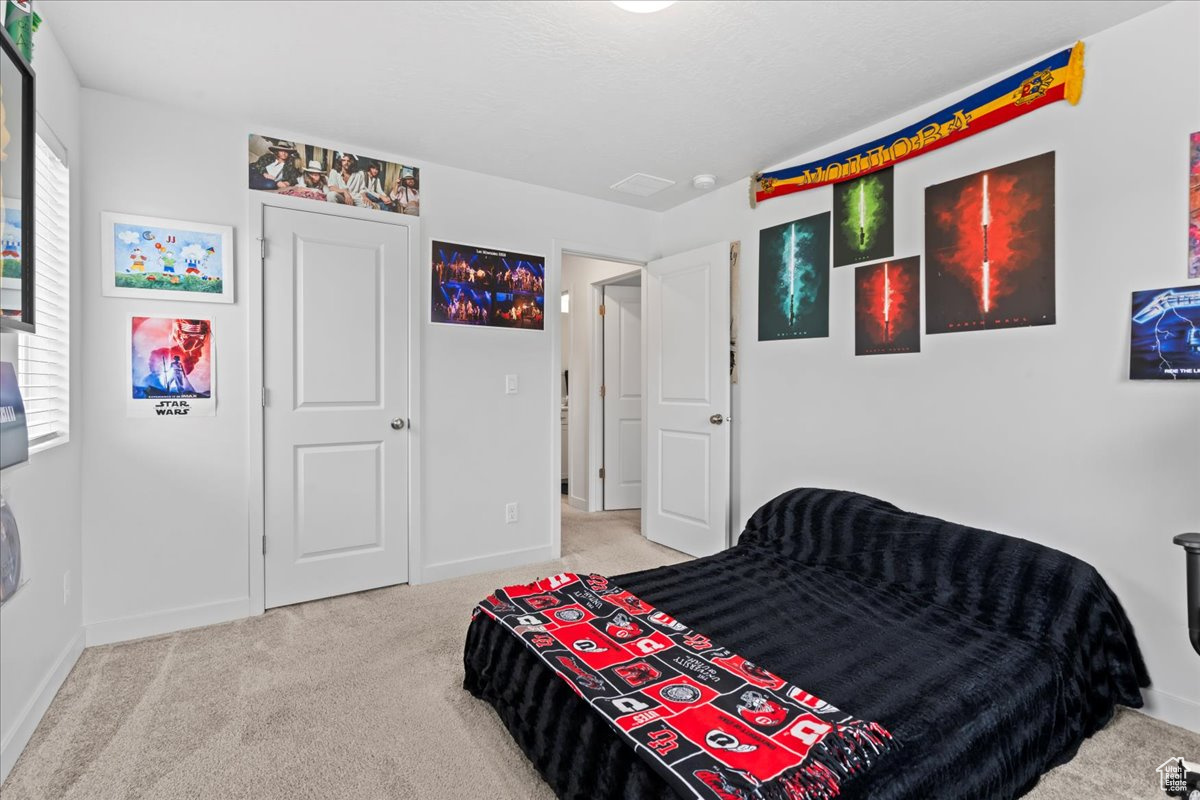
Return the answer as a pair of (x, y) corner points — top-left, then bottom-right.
(100, 212), (234, 303)
(431, 241), (544, 329)
(0, 28), (36, 332)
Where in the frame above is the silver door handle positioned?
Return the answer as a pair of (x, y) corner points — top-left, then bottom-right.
(709, 414), (729, 425)
(391, 418), (406, 430)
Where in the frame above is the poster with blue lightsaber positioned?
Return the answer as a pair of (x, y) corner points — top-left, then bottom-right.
(757, 212), (830, 341)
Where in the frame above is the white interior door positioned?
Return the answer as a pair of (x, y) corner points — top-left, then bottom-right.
(644, 242), (730, 557)
(602, 284), (642, 510)
(264, 206), (410, 608)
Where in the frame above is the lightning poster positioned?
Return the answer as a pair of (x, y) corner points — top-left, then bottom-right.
(855, 257), (920, 356)
(127, 316), (216, 416)
(925, 152), (1055, 334)
(1129, 285), (1200, 380)
(757, 212), (830, 341)
(833, 167), (893, 267)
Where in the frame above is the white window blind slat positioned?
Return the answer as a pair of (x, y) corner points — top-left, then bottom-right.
(17, 133), (71, 450)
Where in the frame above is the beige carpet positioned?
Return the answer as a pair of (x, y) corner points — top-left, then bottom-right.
(3, 503), (1197, 799)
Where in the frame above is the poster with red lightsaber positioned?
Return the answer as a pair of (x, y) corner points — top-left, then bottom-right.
(855, 257), (920, 356)
(925, 152), (1055, 334)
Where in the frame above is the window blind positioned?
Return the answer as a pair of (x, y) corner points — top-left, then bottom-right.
(18, 132), (70, 449)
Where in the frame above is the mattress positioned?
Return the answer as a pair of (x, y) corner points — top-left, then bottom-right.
(464, 488), (1148, 800)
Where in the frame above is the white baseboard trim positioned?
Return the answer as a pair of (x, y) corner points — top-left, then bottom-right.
(421, 544), (556, 584)
(0, 628), (84, 782)
(567, 496), (587, 511)
(84, 597), (248, 647)
(1139, 686), (1200, 733)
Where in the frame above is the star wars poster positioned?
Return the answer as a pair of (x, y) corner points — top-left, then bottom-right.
(127, 316), (216, 416)
(833, 167), (893, 267)
(431, 241), (545, 330)
(757, 212), (830, 341)
(1129, 285), (1200, 380)
(925, 151), (1055, 334)
(855, 257), (920, 356)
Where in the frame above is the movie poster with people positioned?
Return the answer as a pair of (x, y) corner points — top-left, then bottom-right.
(127, 316), (216, 417)
(432, 241), (545, 330)
(248, 134), (420, 216)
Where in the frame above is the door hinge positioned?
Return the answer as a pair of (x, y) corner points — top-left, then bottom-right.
(259, 238), (266, 260)
(599, 303), (606, 317)
(599, 467), (605, 480)
(261, 387), (268, 407)
(262, 536), (267, 555)
(600, 384), (606, 398)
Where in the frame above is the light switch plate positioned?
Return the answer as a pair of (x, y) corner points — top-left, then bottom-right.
(505, 374), (518, 394)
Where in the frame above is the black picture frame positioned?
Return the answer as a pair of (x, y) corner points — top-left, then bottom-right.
(0, 27), (35, 333)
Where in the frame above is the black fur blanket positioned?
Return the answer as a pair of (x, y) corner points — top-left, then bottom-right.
(464, 488), (1148, 799)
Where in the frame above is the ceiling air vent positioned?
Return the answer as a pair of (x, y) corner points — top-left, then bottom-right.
(610, 173), (676, 197)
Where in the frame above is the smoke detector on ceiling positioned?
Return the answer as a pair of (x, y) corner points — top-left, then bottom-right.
(692, 174), (717, 191)
(610, 173), (676, 197)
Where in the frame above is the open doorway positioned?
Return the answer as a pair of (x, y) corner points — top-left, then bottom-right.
(559, 253), (643, 519)
(598, 273), (642, 511)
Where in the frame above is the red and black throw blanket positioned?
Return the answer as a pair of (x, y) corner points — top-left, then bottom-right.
(475, 572), (896, 800)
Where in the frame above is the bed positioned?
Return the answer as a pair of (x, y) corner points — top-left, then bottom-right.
(463, 488), (1148, 800)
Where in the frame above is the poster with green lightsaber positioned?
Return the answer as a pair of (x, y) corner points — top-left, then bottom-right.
(833, 167), (893, 267)
(757, 212), (830, 341)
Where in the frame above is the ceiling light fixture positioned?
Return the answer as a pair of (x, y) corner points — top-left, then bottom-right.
(611, 1), (677, 13)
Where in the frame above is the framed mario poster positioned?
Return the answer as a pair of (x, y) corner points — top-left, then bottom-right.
(127, 315), (216, 417)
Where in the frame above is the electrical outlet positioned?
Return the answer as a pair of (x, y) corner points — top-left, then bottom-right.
(505, 374), (518, 395)
(505, 502), (519, 524)
(63, 570), (71, 605)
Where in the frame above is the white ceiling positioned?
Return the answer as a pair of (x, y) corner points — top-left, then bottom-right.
(43, 0), (1165, 211)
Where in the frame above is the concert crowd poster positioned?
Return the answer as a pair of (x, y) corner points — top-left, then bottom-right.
(431, 241), (545, 330)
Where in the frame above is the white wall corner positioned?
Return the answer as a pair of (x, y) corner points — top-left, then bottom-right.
(1139, 686), (1200, 734)
(0, 628), (84, 783)
(420, 545), (557, 584)
(84, 597), (249, 647)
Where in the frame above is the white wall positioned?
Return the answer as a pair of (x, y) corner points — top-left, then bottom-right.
(562, 254), (642, 510)
(418, 177), (657, 580)
(660, 1), (1200, 730)
(76, 88), (660, 628)
(0, 24), (85, 780)
(78, 90), (252, 644)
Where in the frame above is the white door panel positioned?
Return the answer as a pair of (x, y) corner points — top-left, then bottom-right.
(264, 207), (409, 608)
(603, 284), (642, 510)
(644, 242), (730, 557)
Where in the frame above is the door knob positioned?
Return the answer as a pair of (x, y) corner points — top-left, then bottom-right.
(709, 414), (727, 425)
(391, 418), (406, 430)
